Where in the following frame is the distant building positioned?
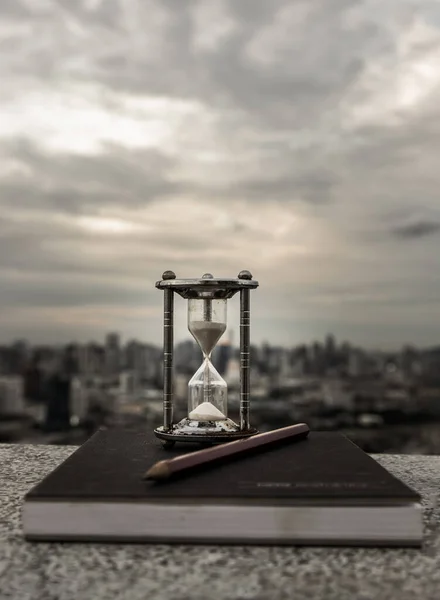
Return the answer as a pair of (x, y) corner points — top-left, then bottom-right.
(124, 341), (160, 382)
(212, 341), (231, 376)
(174, 373), (190, 403)
(224, 357), (240, 387)
(37, 347), (63, 377)
(105, 333), (121, 376)
(322, 379), (353, 409)
(400, 346), (418, 378)
(348, 349), (365, 377)
(44, 371), (71, 431)
(420, 347), (440, 379)
(291, 357), (306, 377)
(125, 341), (144, 375)
(23, 358), (43, 404)
(80, 343), (105, 375)
(325, 334), (336, 358)
(10, 340), (29, 374)
(119, 370), (138, 396)
(278, 348), (293, 380)
(0, 376), (25, 415)
(309, 342), (326, 375)
(174, 340), (200, 374)
(70, 377), (89, 425)
(260, 342), (272, 374)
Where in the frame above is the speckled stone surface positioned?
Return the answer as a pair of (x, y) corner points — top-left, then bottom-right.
(0, 444), (439, 600)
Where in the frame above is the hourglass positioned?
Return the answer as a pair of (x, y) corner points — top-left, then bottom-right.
(154, 271), (259, 444)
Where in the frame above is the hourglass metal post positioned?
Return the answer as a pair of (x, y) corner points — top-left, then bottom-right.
(238, 270), (252, 431)
(161, 270), (176, 431)
(154, 271), (259, 445)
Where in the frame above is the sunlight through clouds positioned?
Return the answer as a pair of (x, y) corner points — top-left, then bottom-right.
(77, 216), (148, 235)
(0, 85), (208, 154)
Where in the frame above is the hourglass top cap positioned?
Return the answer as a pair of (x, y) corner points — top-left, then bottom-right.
(162, 270), (176, 280)
(156, 271), (258, 299)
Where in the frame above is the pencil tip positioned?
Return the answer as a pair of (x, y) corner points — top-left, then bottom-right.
(143, 461), (170, 481)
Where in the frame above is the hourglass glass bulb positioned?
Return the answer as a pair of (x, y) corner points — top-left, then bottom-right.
(188, 297), (226, 357)
(187, 297), (228, 421)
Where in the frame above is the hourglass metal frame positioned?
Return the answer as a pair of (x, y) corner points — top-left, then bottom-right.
(154, 270), (259, 445)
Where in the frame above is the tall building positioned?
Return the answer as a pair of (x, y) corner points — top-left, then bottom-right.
(44, 370), (72, 431)
(260, 342), (272, 374)
(278, 348), (293, 380)
(78, 343), (104, 376)
(144, 345), (162, 381)
(125, 341), (143, 374)
(119, 371), (138, 395)
(348, 349), (365, 377)
(24, 356), (43, 404)
(174, 340), (200, 374)
(400, 346), (419, 379)
(10, 340), (29, 374)
(224, 356), (240, 387)
(105, 333), (121, 376)
(310, 342), (325, 375)
(70, 377), (89, 425)
(63, 344), (79, 375)
(212, 341), (231, 376)
(325, 334), (336, 358)
(291, 356), (306, 377)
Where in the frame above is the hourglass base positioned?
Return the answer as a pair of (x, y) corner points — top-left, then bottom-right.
(154, 418), (258, 444)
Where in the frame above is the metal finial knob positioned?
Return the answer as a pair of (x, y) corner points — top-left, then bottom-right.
(238, 270), (252, 280)
(162, 270), (176, 280)
(202, 273), (214, 279)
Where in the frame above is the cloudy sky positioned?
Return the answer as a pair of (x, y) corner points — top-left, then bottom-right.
(1, 0), (440, 349)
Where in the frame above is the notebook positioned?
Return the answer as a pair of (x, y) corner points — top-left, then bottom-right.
(23, 426), (422, 546)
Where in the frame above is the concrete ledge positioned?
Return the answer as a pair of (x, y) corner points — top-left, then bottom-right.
(0, 444), (439, 600)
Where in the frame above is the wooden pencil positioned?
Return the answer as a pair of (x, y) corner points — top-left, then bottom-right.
(143, 422), (310, 481)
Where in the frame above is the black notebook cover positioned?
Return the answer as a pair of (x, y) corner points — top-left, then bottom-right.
(26, 426), (420, 504)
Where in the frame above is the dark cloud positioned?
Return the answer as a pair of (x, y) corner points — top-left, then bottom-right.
(195, 11), (368, 129)
(0, 0), (372, 128)
(0, 137), (335, 212)
(0, 140), (179, 213)
(0, 276), (154, 309)
(221, 170), (338, 203)
(391, 220), (440, 240)
(0, 0), (32, 18)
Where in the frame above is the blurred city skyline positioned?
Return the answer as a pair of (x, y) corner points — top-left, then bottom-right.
(3, 327), (440, 454)
(2, 1), (440, 349)
(2, 328), (438, 356)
